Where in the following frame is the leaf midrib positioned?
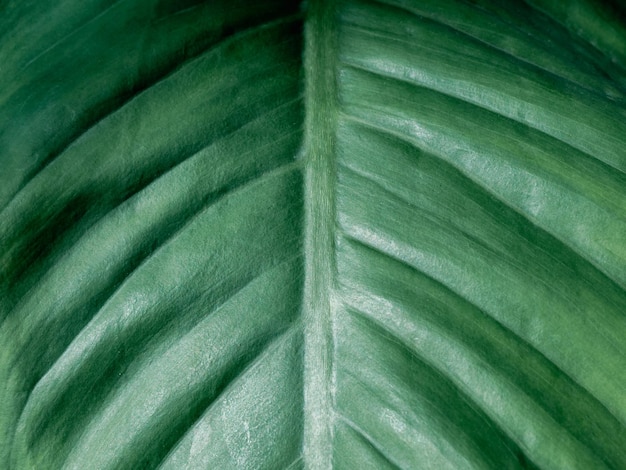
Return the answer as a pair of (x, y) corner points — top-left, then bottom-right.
(301, 0), (340, 467)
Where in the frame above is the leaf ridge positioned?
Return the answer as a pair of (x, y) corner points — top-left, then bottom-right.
(340, 60), (626, 178)
(1, 14), (302, 214)
(0, 39), (303, 319)
(339, 112), (626, 291)
(153, 324), (300, 470)
(284, 456), (304, 470)
(0, 107), (303, 449)
(369, 0), (626, 98)
(10, 154), (300, 399)
(5, 97), (301, 309)
(337, 236), (626, 423)
(336, 313), (535, 470)
(339, 230), (626, 429)
(338, 162), (626, 353)
(155, 320), (304, 468)
(11, 166), (303, 468)
(341, 303), (609, 469)
(18, 162), (302, 408)
(335, 145), (626, 317)
(335, 414), (403, 470)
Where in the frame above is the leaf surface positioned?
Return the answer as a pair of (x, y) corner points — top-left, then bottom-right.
(1, 0), (626, 468)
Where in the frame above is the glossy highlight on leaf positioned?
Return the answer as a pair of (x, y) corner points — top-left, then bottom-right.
(1, 0), (625, 469)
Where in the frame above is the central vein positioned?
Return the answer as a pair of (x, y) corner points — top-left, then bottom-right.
(302, 0), (339, 468)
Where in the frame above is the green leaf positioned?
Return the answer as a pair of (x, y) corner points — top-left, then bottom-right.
(1, 0), (626, 468)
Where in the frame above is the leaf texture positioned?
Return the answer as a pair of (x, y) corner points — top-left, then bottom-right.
(1, 0), (626, 468)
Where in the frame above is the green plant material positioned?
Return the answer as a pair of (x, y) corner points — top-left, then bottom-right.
(1, 0), (626, 468)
